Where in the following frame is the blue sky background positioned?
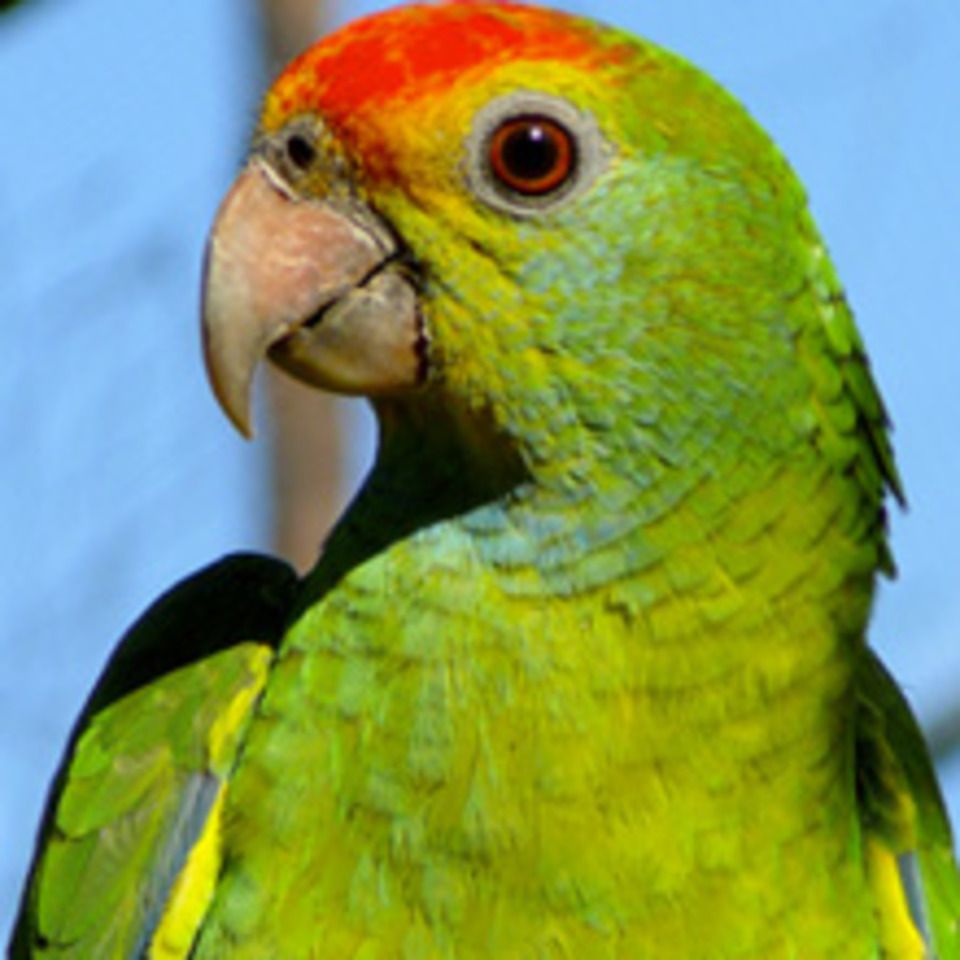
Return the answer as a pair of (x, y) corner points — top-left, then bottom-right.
(1, 0), (958, 934)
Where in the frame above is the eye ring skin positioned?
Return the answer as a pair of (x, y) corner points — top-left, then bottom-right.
(464, 91), (610, 217)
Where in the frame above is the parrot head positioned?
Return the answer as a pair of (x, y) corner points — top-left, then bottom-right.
(202, 0), (899, 552)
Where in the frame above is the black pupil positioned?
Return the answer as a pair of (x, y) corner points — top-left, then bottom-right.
(287, 134), (316, 170)
(502, 122), (559, 183)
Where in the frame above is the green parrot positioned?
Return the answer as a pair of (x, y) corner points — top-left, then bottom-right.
(11, 2), (960, 957)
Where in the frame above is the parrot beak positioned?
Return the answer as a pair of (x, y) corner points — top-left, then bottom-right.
(201, 158), (425, 437)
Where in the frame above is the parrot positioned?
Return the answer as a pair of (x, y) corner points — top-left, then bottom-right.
(10, 2), (960, 957)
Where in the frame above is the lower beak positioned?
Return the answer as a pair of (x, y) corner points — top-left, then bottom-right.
(201, 159), (424, 437)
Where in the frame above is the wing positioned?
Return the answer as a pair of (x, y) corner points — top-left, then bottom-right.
(9, 553), (298, 960)
(857, 649), (960, 958)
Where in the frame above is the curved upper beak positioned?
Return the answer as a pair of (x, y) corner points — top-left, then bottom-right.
(201, 158), (424, 437)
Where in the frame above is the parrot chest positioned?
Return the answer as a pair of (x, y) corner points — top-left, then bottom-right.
(195, 533), (881, 958)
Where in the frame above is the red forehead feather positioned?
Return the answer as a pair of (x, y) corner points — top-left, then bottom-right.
(265, 2), (609, 128)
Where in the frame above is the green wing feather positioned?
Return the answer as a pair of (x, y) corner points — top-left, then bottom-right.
(857, 649), (960, 957)
(9, 553), (297, 960)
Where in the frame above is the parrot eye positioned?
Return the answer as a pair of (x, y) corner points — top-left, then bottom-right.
(488, 117), (575, 196)
(286, 133), (317, 170)
(466, 92), (608, 217)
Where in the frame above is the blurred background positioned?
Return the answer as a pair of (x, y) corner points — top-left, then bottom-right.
(1, 0), (958, 935)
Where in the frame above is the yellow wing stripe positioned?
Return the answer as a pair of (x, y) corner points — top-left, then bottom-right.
(149, 645), (273, 959)
(865, 836), (927, 959)
(148, 785), (226, 960)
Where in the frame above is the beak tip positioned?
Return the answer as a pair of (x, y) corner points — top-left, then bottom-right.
(209, 367), (256, 440)
(228, 410), (255, 441)
(201, 319), (255, 439)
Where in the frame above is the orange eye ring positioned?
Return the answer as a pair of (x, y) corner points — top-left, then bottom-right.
(488, 115), (576, 196)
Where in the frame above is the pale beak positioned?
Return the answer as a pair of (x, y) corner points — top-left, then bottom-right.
(201, 158), (424, 437)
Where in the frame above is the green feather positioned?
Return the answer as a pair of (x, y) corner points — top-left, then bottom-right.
(10, 555), (296, 959)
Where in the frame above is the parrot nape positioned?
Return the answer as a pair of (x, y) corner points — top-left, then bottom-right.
(11, 2), (960, 957)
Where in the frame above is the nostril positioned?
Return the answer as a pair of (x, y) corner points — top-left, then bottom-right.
(286, 134), (316, 170)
